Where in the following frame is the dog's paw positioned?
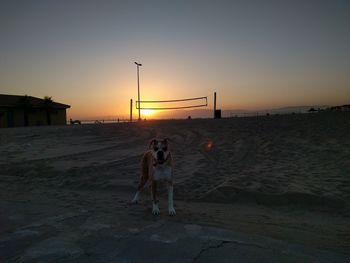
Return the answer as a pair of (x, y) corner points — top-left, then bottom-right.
(168, 207), (176, 216)
(131, 192), (140, 204)
(152, 204), (160, 215)
(152, 207), (160, 215)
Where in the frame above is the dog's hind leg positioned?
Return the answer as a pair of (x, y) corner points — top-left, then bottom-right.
(131, 176), (148, 203)
(131, 191), (141, 204)
(167, 182), (176, 216)
(132, 154), (150, 204)
(151, 181), (160, 215)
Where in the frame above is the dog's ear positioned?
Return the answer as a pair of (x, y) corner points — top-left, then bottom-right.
(162, 138), (170, 145)
(149, 139), (157, 149)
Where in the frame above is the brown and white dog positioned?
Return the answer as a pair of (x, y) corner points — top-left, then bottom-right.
(131, 138), (176, 216)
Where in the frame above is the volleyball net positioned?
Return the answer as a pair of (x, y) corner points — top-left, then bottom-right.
(136, 96), (207, 110)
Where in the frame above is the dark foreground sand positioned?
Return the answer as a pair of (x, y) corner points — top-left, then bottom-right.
(0, 112), (350, 262)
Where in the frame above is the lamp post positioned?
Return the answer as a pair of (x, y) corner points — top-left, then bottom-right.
(134, 62), (142, 121)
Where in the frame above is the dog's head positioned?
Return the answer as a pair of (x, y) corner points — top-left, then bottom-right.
(149, 138), (170, 165)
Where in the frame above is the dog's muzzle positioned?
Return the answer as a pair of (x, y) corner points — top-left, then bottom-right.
(153, 151), (168, 166)
(157, 151), (164, 162)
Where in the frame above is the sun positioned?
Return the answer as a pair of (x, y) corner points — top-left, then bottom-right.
(141, 109), (154, 117)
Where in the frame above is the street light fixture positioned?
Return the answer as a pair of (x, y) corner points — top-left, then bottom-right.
(134, 62), (142, 121)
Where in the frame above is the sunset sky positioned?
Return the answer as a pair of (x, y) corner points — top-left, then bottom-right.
(1, 0), (349, 119)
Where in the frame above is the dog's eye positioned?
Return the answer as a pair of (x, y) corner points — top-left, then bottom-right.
(154, 147), (159, 151)
(162, 147), (167, 151)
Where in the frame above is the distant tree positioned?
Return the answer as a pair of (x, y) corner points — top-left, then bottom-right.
(43, 96), (55, 125)
(17, 95), (32, 126)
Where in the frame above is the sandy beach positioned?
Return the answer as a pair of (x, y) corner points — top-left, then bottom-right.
(1, 111), (350, 262)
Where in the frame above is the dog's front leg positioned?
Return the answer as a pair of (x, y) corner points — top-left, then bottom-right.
(151, 181), (160, 215)
(168, 182), (176, 216)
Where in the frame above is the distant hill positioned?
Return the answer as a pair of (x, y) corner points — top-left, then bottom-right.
(154, 105), (329, 119)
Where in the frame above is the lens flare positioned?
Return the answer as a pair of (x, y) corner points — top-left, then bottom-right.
(204, 139), (214, 151)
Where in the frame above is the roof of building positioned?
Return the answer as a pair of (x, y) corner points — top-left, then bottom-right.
(0, 94), (70, 109)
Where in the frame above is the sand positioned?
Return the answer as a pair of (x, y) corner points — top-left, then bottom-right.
(0, 111), (350, 262)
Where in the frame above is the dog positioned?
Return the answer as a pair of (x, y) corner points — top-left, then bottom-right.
(131, 138), (176, 216)
(70, 118), (81, 125)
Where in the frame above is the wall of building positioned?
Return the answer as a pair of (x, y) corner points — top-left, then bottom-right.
(50, 109), (67, 125)
(0, 108), (68, 128)
(28, 110), (47, 126)
(0, 110), (6, 128)
(12, 109), (24, 127)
